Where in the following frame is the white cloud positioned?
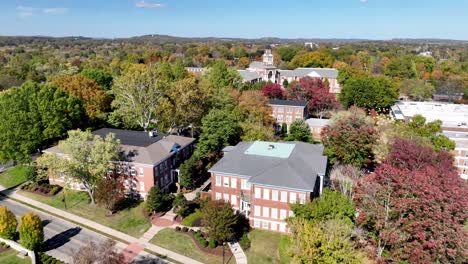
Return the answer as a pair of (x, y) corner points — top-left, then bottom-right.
(16, 5), (69, 17)
(135, 1), (164, 8)
(43, 8), (69, 15)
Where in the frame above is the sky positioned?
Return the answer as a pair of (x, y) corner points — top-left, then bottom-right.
(1, 0), (468, 40)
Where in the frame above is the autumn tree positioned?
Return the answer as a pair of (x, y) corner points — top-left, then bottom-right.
(234, 90), (275, 141)
(52, 75), (109, 118)
(112, 64), (164, 131)
(290, 50), (333, 68)
(19, 212), (44, 251)
(329, 164), (364, 200)
(286, 77), (337, 117)
(354, 138), (468, 263)
(37, 130), (120, 205)
(0, 206), (18, 240)
(95, 176), (123, 214)
(261, 83), (285, 99)
(339, 75), (398, 111)
(201, 200), (238, 243)
(236, 57), (250, 69)
(73, 239), (125, 264)
(287, 218), (368, 264)
(321, 107), (378, 168)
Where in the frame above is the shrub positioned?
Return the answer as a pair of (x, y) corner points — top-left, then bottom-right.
(197, 236), (208, 248)
(0, 206), (18, 240)
(181, 209), (203, 227)
(3, 244), (9, 249)
(182, 227), (188, 232)
(175, 226), (181, 231)
(25, 166), (37, 182)
(145, 187), (174, 214)
(19, 212), (44, 251)
(189, 229), (195, 234)
(239, 233), (251, 250)
(49, 186), (61, 196)
(208, 239), (217, 248)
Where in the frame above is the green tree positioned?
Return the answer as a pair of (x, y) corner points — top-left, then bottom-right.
(201, 200), (238, 243)
(200, 60), (241, 109)
(0, 206), (18, 240)
(339, 75), (398, 111)
(145, 186), (174, 213)
(179, 155), (202, 190)
(290, 50), (333, 68)
(197, 108), (241, 157)
(291, 189), (355, 225)
(286, 119), (313, 143)
(80, 68), (113, 91)
(321, 107), (379, 168)
(37, 130), (120, 205)
(112, 64), (164, 131)
(0, 82), (85, 163)
(399, 79), (434, 101)
(404, 115), (455, 151)
(287, 218), (368, 264)
(276, 46), (300, 62)
(19, 212), (44, 251)
(172, 193), (191, 218)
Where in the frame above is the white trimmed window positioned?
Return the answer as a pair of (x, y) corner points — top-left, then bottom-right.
(299, 193), (306, 204)
(255, 188), (261, 199)
(287, 107), (293, 113)
(271, 208), (278, 219)
(289, 210), (294, 217)
(124, 179), (129, 188)
(231, 195), (237, 206)
(116, 165), (121, 173)
(262, 207), (269, 218)
(223, 176), (229, 187)
(280, 191), (287, 202)
(262, 221), (269, 229)
(140, 182), (145, 192)
(215, 192), (221, 200)
(277, 107), (284, 113)
(223, 193), (229, 202)
(290, 192), (297, 204)
(263, 189), (270, 200)
(139, 168), (144, 176)
(286, 116), (292, 123)
(241, 179), (250, 190)
(280, 209), (287, 220)
(131, 180), (137, 189)
(254, 220), (260, 228)
(270, 222), (277, 231)
(278, 115), (283, 122)
(254, 206), (261, 216)
(272, 190), (279, 201)
(231, 178), (237, 188)
(131, 167), (136, 176)
(215, 175), (221, 186)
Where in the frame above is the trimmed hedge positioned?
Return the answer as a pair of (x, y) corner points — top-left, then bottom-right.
(180, 209), (202, 227)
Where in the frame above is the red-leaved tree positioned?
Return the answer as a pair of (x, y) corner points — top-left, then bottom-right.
(261, 83), (284, 99)
(354, 138), (468, 263)
(286, 77), (337, 118)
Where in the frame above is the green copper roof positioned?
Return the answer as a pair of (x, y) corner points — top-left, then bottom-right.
(244, 141), (295, 159)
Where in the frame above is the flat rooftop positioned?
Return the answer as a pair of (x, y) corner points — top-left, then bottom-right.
(391, 101), (468, 129)
(244, 141), (296, 159)
(92, 128), (165, 147)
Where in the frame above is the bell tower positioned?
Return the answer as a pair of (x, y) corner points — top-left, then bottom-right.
(262, 49), (274, 66)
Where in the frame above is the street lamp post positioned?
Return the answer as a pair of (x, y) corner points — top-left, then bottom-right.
(222, 241), (226, 264)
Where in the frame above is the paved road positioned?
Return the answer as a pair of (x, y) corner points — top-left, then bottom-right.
(0, 196), (108, 263)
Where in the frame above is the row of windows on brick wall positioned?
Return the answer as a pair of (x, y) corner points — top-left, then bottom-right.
(254, 188), (306, 204)
(253, 205), (294, 220)
(114, 165), (144, 177)
(215, 176), (251, 190)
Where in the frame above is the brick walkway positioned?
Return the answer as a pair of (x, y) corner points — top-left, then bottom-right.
(5, 189), (204, 264)
(122, 242), (145, 263)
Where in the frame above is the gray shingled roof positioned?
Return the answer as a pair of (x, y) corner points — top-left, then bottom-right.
(269, 99), (307, 107)
(209, 141), (328, 191)
(237, 70), (262, 82)
(248, 61), (276, 70)
(292, 68), (339, 78)
(43, 129), (195, 165)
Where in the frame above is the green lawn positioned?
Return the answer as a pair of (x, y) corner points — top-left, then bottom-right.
(150, 228), (236, 264)
(0, 165), (29, 189)
(18, 190), (151, 237)
(245, 229), (290, 264)
(0, 249), (31, 264)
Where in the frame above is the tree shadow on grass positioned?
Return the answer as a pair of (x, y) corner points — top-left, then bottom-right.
(42, 227), (81, 251)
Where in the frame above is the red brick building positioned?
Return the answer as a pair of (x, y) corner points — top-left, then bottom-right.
(44, 128), (195, 198)
(269, 99), (308, 130)
(209, 141), (327, 233)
